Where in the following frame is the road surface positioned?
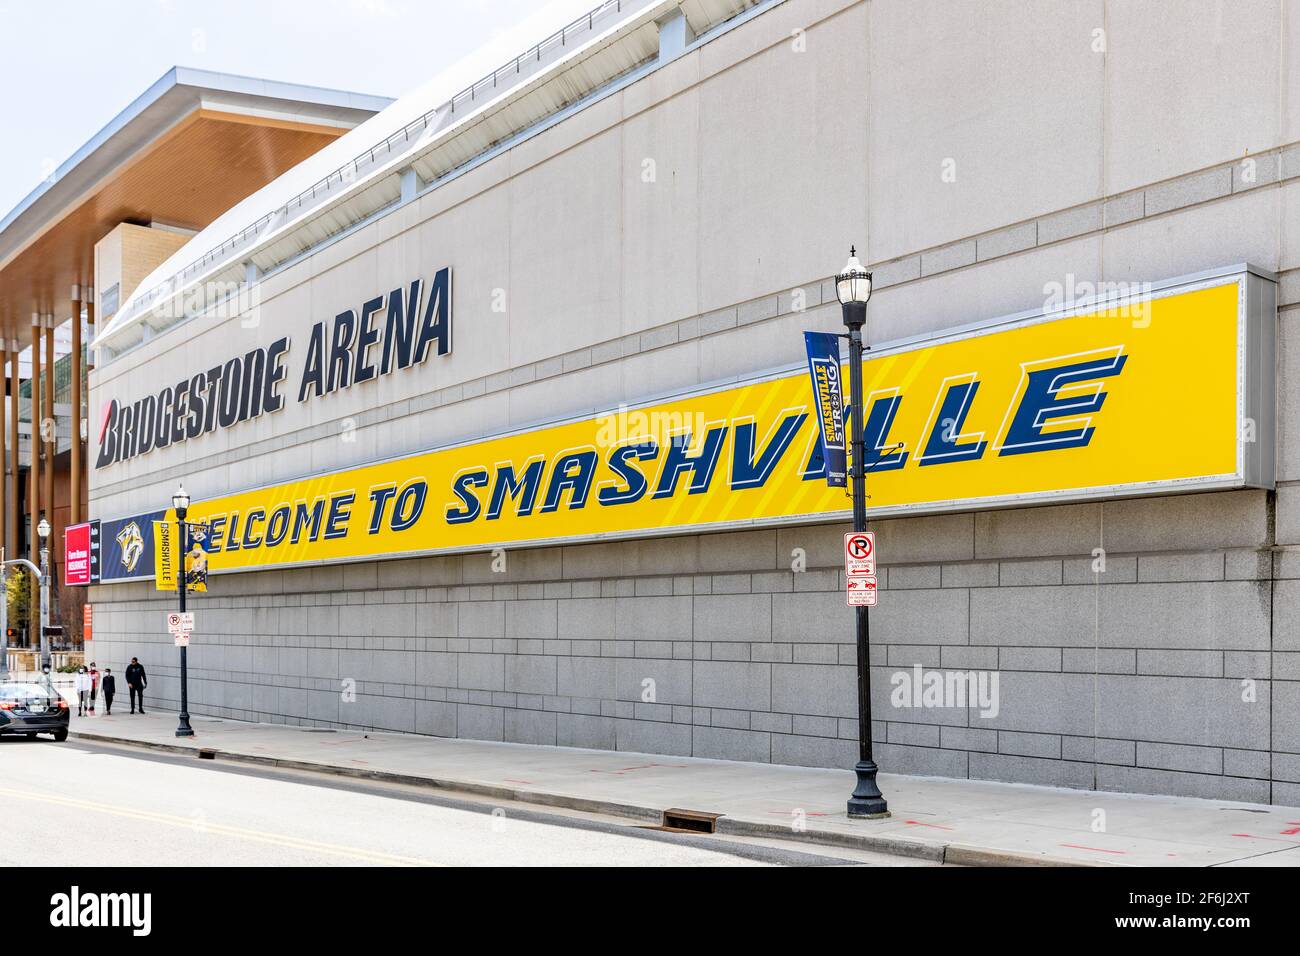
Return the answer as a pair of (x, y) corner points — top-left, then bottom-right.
(0, 737), (938, 867)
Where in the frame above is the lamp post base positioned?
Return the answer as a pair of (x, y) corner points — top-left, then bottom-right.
(847, 759), (890, 818)
(176, 714), (194, 738)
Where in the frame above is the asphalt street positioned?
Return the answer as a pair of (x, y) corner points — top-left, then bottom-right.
(0, 737), (937, 866)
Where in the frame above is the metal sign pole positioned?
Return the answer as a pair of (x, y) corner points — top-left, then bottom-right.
(176, 514), (193, 737)
(0, 551), (8, 681)
(39, 547), (49, 671)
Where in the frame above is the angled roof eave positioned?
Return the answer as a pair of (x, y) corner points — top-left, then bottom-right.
(0, 67), (392, 274)
(94, 0), (669, 350)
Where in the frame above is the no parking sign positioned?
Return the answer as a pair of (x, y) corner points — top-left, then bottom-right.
(844, 532), (876, 576)
(844, 532), (878, 606)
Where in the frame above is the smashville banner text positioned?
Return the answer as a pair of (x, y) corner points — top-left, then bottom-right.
(108, 279), (1250, 579)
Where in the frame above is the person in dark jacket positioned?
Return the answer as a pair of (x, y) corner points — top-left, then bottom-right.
(101, 669), (116, 715)
(125, 658), (147, 714)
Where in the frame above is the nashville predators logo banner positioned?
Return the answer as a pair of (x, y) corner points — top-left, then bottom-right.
(110, 269), (1269, 579)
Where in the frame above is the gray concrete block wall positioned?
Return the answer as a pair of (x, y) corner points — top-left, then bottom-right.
(88, 485), (1298, 804)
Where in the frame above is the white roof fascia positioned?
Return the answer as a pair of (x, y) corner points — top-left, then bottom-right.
(95, 0), (673, 350)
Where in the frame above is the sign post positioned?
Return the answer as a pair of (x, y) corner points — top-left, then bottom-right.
(171, 486), (195, 739)
(833, 248), (889, 820)
(0, 553), (7, 681)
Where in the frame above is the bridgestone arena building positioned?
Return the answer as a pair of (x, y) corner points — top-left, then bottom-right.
(77, 0), (1300, 805)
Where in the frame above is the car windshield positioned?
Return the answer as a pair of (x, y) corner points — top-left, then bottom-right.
(0, 683), (55, 702)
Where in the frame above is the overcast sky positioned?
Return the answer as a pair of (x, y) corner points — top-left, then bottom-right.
(0, 0), (551, 216)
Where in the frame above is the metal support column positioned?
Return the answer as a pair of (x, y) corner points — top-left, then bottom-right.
(43, 317), (54, 535)
(0, 346), (7, 562)
(8, 344), (19, 567)
(70, 286), (82, 525)
(29, 314), (40, 566)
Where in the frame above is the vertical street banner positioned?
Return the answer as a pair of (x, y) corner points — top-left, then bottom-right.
(154, 522), (214, 592)
(803, 331), (847, 487)
(154, 521), (176, 591)
(184, 523), (213, 592)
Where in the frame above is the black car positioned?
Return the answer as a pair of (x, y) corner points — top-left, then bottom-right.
(0, 681), (69, 741)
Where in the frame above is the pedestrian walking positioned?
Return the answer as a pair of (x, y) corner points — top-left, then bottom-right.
(102, 668), (116, 715)
(74, 666), (92, 717)
(125, 657), (147, 714)
(88, 662), (99, 714)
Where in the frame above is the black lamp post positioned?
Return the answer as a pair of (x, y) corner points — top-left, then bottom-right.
(173, 483), (194, 738)
(837, 247), (889, 819)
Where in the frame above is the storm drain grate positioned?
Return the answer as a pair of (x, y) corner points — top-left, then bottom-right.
(198, 749), (217, 760)
(660, 808), (721, 834)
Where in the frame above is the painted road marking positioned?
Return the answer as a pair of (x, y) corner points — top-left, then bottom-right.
(1059, 843), (1126, 855)
(0, 785), (439, 867)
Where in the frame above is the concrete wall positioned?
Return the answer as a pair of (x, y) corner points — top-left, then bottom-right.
(88, 0), (1300, 803)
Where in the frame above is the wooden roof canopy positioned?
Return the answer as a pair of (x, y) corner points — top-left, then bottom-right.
(0, 67), (391, 341)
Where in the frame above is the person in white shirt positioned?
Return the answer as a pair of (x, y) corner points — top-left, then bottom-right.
(74, 666), (92, 717)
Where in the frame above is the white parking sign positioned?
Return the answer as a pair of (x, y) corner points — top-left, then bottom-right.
(846, 575), (878, 606)
(844, 531), (876, 576)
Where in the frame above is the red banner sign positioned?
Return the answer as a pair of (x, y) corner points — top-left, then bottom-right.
(65, 522), (94, 586)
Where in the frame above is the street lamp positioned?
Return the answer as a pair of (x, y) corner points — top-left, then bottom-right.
(172, 483), (190, 517)
(172, 483), (194, 738)
(37, 518), (51, 673)
(837, 247), (888, 819)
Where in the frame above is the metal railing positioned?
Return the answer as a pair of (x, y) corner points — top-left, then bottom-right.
(110, 0), (639, 333)
(18, 348), (84, 409)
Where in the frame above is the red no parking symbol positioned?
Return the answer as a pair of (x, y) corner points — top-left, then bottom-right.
(844, 531), (876, 576)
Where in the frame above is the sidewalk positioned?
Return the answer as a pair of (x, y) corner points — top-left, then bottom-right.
(68, 711), (1300, 867)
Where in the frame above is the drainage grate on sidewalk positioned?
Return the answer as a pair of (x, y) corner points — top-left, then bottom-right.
(654, 808), (722, 834)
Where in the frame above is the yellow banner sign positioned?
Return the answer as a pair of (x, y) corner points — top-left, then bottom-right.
(153, 521), (210, 592)
(137, 270), (1269, 576)
(153, 520), (178, 590)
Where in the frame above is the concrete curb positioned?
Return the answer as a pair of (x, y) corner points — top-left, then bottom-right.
(70, 729), (1098, 867)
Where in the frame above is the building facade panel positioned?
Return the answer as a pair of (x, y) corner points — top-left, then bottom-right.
(82, 0), (1300, 804)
